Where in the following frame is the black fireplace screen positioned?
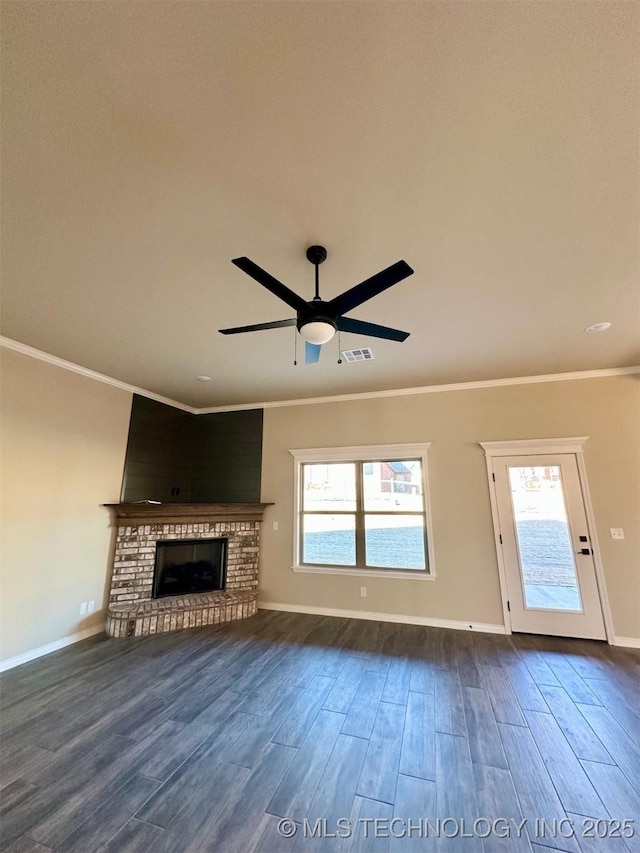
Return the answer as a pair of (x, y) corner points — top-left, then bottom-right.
(153, 538), (227, 598)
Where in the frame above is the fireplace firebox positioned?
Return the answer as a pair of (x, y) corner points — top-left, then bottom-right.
(153, 538), (227, 599)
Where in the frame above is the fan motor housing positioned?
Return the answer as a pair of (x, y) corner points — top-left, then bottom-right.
(297, 310), (337, 335)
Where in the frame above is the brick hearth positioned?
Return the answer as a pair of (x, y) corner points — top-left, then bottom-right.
(104, 503), (271, 637)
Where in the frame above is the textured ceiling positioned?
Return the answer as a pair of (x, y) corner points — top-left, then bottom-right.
(1, 1), (638, 407)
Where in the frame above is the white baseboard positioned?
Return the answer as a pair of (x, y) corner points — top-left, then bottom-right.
(613, 636), (640, 649)
(258, 601), (506, 634)
(0, 625), (105, 673)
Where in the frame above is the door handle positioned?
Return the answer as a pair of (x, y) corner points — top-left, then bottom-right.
(575, 548), (592, 556)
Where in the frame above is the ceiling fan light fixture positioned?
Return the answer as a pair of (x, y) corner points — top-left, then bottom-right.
(299, 320), (336, 345)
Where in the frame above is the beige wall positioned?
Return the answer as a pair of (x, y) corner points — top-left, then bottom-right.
(0, 349), (132, 662)
(260, 374), (640, 641)
(2, 351), (637, 662)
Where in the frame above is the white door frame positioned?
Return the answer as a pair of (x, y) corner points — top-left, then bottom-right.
(480, 437), (615, 644)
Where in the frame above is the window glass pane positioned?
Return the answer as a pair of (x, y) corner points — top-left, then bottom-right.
(508, 466), (582, 611)
(363, 460), (424, 512)
(302, 463), (356, 511)
(302, 514), (356, 565)
(364, 514), (426, 570)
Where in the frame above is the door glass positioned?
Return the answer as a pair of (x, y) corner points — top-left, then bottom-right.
(507, 465), (582, 611)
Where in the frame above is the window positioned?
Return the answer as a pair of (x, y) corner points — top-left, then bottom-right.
(290, 444), (434, 578)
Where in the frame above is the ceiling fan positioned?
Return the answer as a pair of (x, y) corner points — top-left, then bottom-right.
(219, 246), (414, 363)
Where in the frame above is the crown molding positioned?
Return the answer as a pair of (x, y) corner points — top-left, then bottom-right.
(2, 336), (638, 415)
(0, 337), (196, 413)
(198, 365), (640, 413)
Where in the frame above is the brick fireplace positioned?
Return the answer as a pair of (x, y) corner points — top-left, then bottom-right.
(104, 503), (271, 637)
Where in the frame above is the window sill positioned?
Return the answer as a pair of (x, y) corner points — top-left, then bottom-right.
(292, 565), (436, 580)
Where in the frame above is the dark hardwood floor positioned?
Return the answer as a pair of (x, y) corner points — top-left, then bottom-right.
(1, 611), (639, 852)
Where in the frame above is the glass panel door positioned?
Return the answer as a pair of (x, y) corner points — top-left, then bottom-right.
(507, 465), (582, 611)
(492, 453), (606, 640)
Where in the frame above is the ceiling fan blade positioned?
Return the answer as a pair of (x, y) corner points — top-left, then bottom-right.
(232, 257), (310, 314)
(337, 316), (409, 342)
(304, 342), (322, 364)
(328, 260), (414, 316)
(219, 318), (296, 335)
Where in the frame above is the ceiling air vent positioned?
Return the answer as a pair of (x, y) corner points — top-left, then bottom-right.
(341, 347), (374, 363)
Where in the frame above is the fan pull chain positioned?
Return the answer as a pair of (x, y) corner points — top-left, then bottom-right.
(293, 326), (298, 366)
(337, 331), (342, 364)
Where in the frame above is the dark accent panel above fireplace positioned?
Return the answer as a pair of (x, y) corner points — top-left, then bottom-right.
(191, 409), (263, 503)
(153, 538), (227, 599)
(120, 395), (263, 504)
(121, 396), (194, 503)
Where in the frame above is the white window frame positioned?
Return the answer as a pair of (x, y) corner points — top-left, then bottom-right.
(289, 443), (436, 580)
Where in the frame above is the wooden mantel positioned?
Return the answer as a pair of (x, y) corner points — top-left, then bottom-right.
(104, 502), (273, 526)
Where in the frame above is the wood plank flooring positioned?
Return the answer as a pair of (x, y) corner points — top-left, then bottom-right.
(1, 611), (638, 852)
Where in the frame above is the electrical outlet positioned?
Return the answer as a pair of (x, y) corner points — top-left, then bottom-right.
(610, 528), (625, 540)
(272, 521), (279, 531)
(88, 600), (95, 613)
(360, 586), (367, 598)
(79, 602), (87, 616)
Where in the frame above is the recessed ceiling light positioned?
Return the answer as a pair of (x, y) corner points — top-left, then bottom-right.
(195, 375), (212, 382)
(584, 322), (612, 334)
